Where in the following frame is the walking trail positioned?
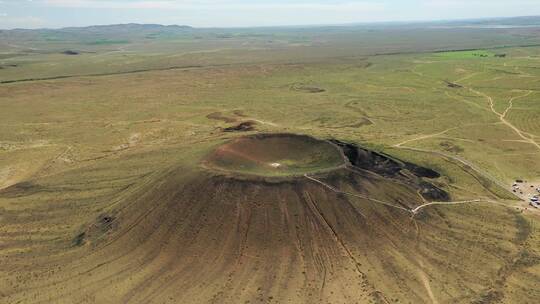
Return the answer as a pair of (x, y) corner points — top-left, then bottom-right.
(304, 173), (502, 217)
(471, 87), (539, 150)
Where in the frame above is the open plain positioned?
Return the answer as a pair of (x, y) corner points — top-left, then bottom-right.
(1, 20), (540, 304)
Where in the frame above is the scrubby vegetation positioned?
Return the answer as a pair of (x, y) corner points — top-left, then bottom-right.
(1, 20), (540, 304)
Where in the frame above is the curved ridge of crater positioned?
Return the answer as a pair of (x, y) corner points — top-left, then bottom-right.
(203, 133), (347, 178)
(202, 133), (449, 201)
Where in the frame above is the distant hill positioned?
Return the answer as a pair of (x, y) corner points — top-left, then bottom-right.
(1, 23), (193, 37)
(1, 16), (539, 55)
(0, 23), (195, 45)
(3, 16), (540, 33)
(61, 23), (193, 33)
(420, 16), (540, 28)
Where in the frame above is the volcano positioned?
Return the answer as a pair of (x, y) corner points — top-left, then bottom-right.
(75, 134), (451, 303)
(1, 133), (531, 304)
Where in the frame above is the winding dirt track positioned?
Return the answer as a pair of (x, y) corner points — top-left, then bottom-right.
(391, 70), (538, 198)
(305, 173), (513, 216)
(304, 173), (410, 213)
(473, 87), (539, 150)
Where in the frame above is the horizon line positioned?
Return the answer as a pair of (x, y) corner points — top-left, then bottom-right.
(2, 15), (540, 31)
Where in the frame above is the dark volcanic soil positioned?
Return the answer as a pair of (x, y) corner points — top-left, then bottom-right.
(4, 133), (527, 304)
(223, 121), (257, 132)
(61, 148), (451, 303)
(330, 139), (449, 201)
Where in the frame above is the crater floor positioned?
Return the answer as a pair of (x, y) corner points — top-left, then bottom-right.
(204, 133), (346, 177)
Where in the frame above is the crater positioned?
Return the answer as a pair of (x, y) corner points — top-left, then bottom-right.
(202, 133), (448, 201)
(204, 133), (346, 177)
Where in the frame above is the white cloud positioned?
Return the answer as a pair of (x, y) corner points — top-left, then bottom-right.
(420, 0), (540, 20)
(0, 16), (49, 28)
(42, 0), (385, 11)
(424, 0), (540, 8)
(4, 0), (538, 28)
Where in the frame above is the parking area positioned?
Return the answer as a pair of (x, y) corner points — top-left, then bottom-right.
(511, 180), (540, 208)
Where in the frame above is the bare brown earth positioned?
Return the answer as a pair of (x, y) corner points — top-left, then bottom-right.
(1, 134), (537, 304)
(204, 134), (346, 177)
(1, 165), (533, 304)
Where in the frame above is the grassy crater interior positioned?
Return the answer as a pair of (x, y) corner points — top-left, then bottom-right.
(205, 133), (346, 177)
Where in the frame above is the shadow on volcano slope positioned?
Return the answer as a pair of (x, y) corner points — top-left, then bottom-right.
(1, 134), (536, 304)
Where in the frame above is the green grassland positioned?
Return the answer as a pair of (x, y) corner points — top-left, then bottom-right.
(2, 25), (540, 82)
(1, 24), (540, 303)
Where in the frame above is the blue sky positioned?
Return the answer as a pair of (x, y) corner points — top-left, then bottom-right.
(0, 0), (539, 29)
